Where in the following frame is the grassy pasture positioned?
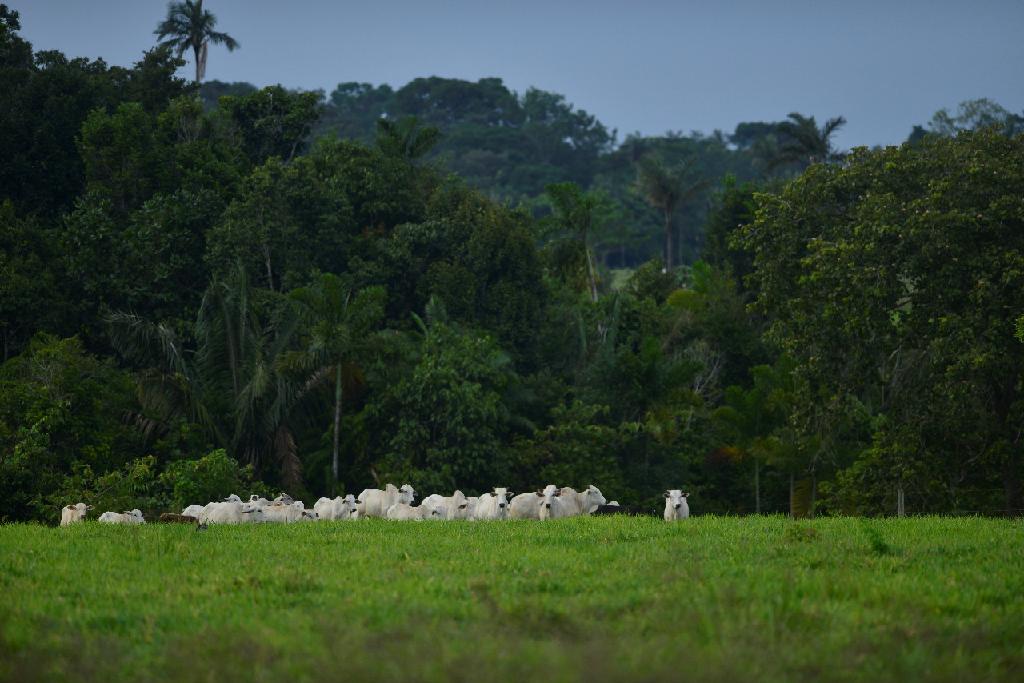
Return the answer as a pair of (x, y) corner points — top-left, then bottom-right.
(1, 516), (1022, 682)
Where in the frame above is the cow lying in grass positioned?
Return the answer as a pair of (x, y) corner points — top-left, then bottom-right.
(98, 509), (146, 525)
(313, 495), (359, 520)
(262, 501), (316, 523)
(471, 488), (513, 520)
(509, 485), (560, 520)
(386, 503), (442, 520)
(420, 491), (470, 520)
(539, 485), (607, 520)
(199, 500), (262, 525)
(357, 484), (415, 518)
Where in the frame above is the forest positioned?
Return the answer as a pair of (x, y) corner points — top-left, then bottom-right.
(2, 3), (1024, 522)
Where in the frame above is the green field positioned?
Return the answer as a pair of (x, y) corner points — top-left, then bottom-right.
(1, 516), (1022, 682)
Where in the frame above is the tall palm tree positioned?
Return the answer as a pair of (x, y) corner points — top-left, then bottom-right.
(107, 264), (305, 489)
(281, 275), (386, 486)
(154, 0), (239, 83)
(768, 112), (846, 171)
(635, 157), (707, 270)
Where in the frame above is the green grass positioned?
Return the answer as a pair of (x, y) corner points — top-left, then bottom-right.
(1, 516), (1022, 682)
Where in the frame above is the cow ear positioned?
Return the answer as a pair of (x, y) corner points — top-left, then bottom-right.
(682, 492), (690, 498)
(664, 491), (671, 498)
(535, 490), (543, 497)
(554, 490), (561, 496)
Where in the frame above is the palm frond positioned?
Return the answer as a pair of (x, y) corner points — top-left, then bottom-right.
(106, 311), (188, 376)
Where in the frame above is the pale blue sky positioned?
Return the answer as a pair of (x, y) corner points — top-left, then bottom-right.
(12, 0), (1024, 149)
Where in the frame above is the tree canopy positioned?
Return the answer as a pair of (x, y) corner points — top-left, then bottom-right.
(2, 8), (1022, 521)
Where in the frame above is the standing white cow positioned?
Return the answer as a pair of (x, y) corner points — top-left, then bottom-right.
(509, 485), (559, 520)
(663, 490), (690, 521)
(98, 509), (146, 525)
(313, 495), (359, 521)
(357, 484), (415, 518)
(471, 488), (513, 520)
(60, 502), (91, 526)
(420, 491), (470, 520)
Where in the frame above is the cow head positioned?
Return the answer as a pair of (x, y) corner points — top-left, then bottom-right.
(583, 485), (607, 513)
(399, 484), (416, 505)
(493, 487), (511, 509)
(664, 489), (689, 513)
(538, 484), (560, 513)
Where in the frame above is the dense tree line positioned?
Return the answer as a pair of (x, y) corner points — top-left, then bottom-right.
(2, 6), (1022, 521)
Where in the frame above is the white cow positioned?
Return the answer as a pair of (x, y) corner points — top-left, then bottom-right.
(60, 502), (91, 526)
(181, 504), (206, 518)
(357, 484), (415, 518)
(509, 485), (559, 520)
(472, 487), (513, 520)
(199, 501), (262, 524)
(538, 486), (567, 520)
(386, 503), (441, 520)
(223, 494), (243, 503)
(561, 485), (607, 514)
(313, 495), (359, 521)
(540, 485), (606, 520)
(262, 501), (311, 523)
(663, 490), (690, 521)
(420, 491), (470, 520)
(98, 509), (146, 525)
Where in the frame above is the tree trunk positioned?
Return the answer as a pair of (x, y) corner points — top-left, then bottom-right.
(790, 475), (813, 519)
(808, 470), (817, 519)
(263, 245), (275, 292)
(789, 471), (794, 518)
(754, 460), (761, 514)
(897, 484), (905, 517)
(332, 364), (342, 485)
(664, 210), (673, 270)
(584, 245), (599, 303)
(1004, 454), (1022, 517)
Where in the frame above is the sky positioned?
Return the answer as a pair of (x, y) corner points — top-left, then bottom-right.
(12, 0), (1024, 149)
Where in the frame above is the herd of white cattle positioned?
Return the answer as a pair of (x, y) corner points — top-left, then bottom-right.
(59, 484), (692, 526)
